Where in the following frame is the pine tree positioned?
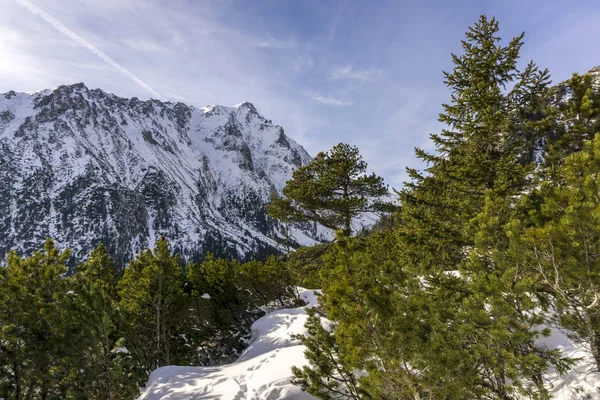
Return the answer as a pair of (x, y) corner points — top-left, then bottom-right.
(118, 236), (186, 376)
(508, 62), (554, 165)
(71, 244), (137, 399)
(398, 15), (550, 272)
(291, 309), (365, 400)
(446, 194), (571, 398)
(525, 133), (600, 371)
(312, 232), (432, 399)
(390, 16), (571, 396)
(239, 256), (296, 308)
(293, 16), (570, 400)
(268, 143), (394, 237)
(543, 72), (600, 173)
(0, 240), (77, 399)
(186, 255), (261, 364)
(76, 243), (121, 300)
(296, 199), (572, 399)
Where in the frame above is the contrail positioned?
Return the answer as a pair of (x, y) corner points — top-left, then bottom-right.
(17, 0), (161, 99)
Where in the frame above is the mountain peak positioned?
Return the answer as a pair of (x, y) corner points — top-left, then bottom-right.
(64, 82), (88, 91)
(45, 82), (90, 96)
(234, 101), (257, 111)
(0, 83), (321, 264)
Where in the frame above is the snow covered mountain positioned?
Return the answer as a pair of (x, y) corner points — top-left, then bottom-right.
(0, 83), (328, 264)
(553, 65), (600, 102)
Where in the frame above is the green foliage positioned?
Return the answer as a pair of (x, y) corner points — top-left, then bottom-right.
(0, 236), (300, 399)
(291, 309), (365, 400)
(71, 244), (138, 399)
(185, 253), (301, 365)
(292, 15), (589, 400)
(239, 256), (297, 308)
(269, 143), (395, 237)
(314, 233), (430, 399)
(284, 242), (334, 289)
(118, 236), (192, 377)
(0, 240), (83, 399)
(524, 134), (600, 370)
(398, 15), (549, 273)
(544, 72), (600, 171)
(296, 199), (572, 399)
(187, 255), (256, 333)
(76, 243), (121, 299)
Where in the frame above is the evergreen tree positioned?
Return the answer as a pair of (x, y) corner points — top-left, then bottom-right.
(71, 244), (137, 399)
(398, 15), (550, 272)
(269, 143), (394, 237)
(524, 133), (600, 371)
(188, 255), (253, 330)
(291, 309), (365, 400)
(178, 272), (219, 366)
(76, 243), (121, 300)
(445, 194), (571, 398)
(389, 16), (573, 397)
(301, 232), (432, 399)
(0, 240), (79, 399)
(543, 72), (600, 173)
(239, 256), (297, 308)
(186, 255), (260, 364)
(118, 236), (187, 376)
(508, 62), (554, 165)
(293, 16), (571, 400)
(296, 199), (572, 399)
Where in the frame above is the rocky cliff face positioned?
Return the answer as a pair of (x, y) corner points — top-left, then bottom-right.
(0, 83), (328, 265)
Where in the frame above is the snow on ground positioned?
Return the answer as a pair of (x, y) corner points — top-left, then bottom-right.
(542, 327), (600, 399)
(140, 287), (600, 399)
(138, 288), (321, 400)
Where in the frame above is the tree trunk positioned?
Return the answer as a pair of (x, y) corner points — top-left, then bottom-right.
(342, 183), (351, 237)
(343, 218), (351, 237)
(583, 307), (600, 371)
(25, 382), (35, 400)
(156, 294), (162, 368)
(11, 355), (21, 400)
(163, 321), (170, 365)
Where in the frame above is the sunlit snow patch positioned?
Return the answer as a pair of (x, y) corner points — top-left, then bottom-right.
(138, 288), (321, 400)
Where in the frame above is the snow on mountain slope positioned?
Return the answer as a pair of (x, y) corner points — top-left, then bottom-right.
(0, 84), (331, 264)
(138, 288), (321, 400)
(590, 66), (600, 90)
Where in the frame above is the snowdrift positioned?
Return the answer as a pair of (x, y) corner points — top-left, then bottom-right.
(138, 288), (320, 400)
(139, 287), (600, 399)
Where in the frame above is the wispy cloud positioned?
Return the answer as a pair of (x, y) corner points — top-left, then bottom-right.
(328, 8), (341, 44)
(5, 0), (599, 192)
(331, 65), (384, 81)
(255, 37), (296, 49)
(292, 55), (314, 72)
(17, 0), (161, 98)
(311, 94), (352, 106)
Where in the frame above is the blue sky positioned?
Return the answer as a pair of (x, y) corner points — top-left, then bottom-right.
(1, 0), (599, 189)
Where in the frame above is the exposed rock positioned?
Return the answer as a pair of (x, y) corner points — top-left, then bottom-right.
(0, 83), (328, 265)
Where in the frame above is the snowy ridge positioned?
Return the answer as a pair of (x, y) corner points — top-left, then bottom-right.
(0, 84), (335, 263)
(138, 288), (321, 400)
